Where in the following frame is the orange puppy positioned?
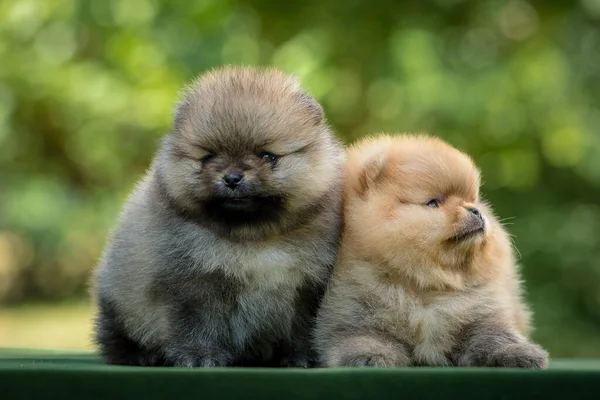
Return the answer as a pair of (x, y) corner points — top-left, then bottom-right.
(314, 134), (549, 368)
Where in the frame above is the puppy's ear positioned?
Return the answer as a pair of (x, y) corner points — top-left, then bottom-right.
(295, 91), (324, 126)
(353, 152), (388, 196)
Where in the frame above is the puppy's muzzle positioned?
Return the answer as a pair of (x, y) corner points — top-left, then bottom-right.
(451, 207), (486, 241)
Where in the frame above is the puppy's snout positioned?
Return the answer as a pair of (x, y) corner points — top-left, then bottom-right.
(223, 172), (244, 189)
(468, 207), (483, 220)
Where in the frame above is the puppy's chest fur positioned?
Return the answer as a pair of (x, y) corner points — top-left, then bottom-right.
(372, 286), (483, 366)
(200, 242), (308, 345)
(196, 238), (314, 287)
(153, 232), (329, 350)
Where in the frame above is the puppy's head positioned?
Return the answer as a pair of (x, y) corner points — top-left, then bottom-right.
(344, 135), (512, 289)
(157, 66), (344, 239)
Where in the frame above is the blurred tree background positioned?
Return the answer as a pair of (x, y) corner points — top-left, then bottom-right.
(0, 0), (599, 356)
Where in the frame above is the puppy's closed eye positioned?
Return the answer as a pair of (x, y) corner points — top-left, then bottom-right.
(425, 199), (442, 208)
(201, 154), (215, 163)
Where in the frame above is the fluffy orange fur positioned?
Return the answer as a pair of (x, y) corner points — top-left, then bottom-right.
(344, 134), (512, 292)
(314, 134), (549, 368)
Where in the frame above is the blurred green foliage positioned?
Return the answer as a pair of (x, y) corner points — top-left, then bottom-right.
(0, 0), (599, 357)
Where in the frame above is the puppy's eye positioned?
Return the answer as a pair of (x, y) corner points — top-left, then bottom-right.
(425, 199), (441, 208)
(258, 152), (278, 163)
(201, 154), (215, 163)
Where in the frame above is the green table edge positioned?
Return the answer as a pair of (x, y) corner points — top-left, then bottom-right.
(1, 349), (600, 399)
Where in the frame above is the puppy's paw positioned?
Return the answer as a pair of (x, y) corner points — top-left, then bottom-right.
(339, 353), (407, 368)
(329, 336), (411, 368)
(136, 352), (167, 367)
(166, 347), (231, 368)
(489, 343), (549, 369)
(172, 354), (228, 368)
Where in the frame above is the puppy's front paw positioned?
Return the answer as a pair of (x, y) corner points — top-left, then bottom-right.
(167, 347), (231, 368)
(323, 335), (411, 368)
(328, 335), (411, 368)
(172, 355), (229, 368)
(340, 353), (406, 368)
(489, 343), (549, 369)
(136, 352), (167, 367)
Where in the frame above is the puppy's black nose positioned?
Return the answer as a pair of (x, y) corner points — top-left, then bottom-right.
(223, 172), (244, 188)
(469, 207), (483, 219)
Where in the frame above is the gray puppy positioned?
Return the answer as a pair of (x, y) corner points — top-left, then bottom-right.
(92, 66), (345, 367)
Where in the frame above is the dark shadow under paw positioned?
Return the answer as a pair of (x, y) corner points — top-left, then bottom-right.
(280, 355), (310, 368)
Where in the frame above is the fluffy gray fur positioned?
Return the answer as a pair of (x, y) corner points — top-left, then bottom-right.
(92, 66), (345, 367)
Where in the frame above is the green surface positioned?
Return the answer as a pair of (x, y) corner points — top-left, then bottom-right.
(1, 349), (600, 399)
